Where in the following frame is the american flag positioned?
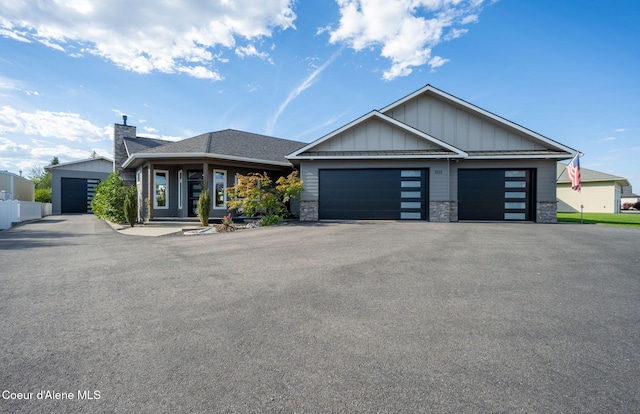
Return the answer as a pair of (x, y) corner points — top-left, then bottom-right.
(566, 154), (581, 192)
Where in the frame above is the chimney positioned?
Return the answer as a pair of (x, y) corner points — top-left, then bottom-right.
(113, 116), (136, 182)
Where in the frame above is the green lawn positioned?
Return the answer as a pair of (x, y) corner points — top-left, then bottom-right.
(557, 212), (640, 228)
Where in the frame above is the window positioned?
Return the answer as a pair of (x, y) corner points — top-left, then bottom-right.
(178, 170), (183, 209)
(213, 169), (227, 209)
(154, 170), (168, 208)
(401, 181), (421, 188)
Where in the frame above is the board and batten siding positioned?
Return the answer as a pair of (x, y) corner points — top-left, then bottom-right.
(313, 118), (441, 152)
(384, 94), (548, 151)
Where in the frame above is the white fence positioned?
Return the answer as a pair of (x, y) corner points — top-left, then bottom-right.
(0, 200), (49, 230)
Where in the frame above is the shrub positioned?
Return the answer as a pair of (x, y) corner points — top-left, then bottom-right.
(226, 171), (303, 218)
(197, 187), (211, 227)
(91, 172), (127, 223)
(34, 188), (52, 203)
(635, 201), (640, 210)
(216, 214), (236, 232)
(123, 186), (137, 227)
(259, 214), (281, 226)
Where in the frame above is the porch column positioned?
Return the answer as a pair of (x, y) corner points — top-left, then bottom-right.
(147, 163), (154, 220)
(202, 162), (210, 216)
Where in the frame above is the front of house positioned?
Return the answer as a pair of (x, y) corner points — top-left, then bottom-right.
(113, 85), (578, 223)
(289, 85), (577, 223)
(113, 123), (304, 220)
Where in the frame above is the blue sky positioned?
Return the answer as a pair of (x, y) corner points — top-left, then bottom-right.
(1, 0), (638, 187)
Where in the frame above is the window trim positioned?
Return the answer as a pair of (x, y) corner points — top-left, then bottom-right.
(177, 170), (183, 210)
(213, 169), (227, 210)
(154, 169), (169, 209)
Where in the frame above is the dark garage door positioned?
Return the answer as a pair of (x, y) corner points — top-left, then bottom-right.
(61, 178), (100, 214)
(319, 169), (428, 220)
(458, 169), (533, 221)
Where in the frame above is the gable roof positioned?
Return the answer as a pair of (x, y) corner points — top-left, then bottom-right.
(123, 129), (305, 169)
(557, 162), (630, 186)
(44, 156), (113, 172)
(288, 110), (467, 160)
(288, 84), (578, 162)
(381, 84), (578, 157)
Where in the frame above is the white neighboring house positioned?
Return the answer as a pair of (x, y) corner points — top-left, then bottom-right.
(0, 170), (35, 201)
(557, 163), (630, 213)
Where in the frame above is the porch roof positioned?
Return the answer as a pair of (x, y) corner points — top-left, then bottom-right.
(123, 129), (305, 169)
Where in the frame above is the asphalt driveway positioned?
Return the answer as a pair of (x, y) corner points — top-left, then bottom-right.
(1, 215), (639, 413)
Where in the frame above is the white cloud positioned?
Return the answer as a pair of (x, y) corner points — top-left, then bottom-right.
(328, 0), (488, 80)
(0, 0), (296, 79)
(235, 44), (273, 63)
(0, 106), (107, 142)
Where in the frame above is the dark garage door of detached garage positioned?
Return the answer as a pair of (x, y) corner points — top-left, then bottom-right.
(61, 178), (100, 214)
(458, 169), (534, 221)
(319, 169), (428, 220)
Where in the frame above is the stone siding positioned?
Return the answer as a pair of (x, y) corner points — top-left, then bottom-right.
(300, 201), (318, 221)
(113, 123), (137, 182)
(429, 201), (457, 222)
(536, 201), (557, 223)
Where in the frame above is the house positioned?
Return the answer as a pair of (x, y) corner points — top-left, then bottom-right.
(557, 163), (630, 213)
(621, 186), (639, 209)
(113, 120), (305, 220)
(288, 85), (578, 222)
(45, 157), (113, 214)
(0, 170), (34, 201)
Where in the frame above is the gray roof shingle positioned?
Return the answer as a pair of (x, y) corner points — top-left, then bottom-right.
(557, 162), (629, 184)
(123, 137), (167, 156)
(135, 129), (305, 164)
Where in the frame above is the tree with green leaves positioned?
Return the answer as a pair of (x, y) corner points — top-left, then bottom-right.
(226, 171), (303, 224)
(28, 156), (59, 203)
(91, 172), (127, 223)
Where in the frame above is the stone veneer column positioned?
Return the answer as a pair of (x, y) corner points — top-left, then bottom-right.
(300, 201), (318, 221)
(429, 201), (456, 222)
(536, 201), (557, 223)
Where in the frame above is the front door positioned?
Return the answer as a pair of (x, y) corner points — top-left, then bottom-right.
(188, 181), (202, 217)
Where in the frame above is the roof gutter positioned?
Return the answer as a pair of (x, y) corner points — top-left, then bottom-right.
(122, 152), (293, 169)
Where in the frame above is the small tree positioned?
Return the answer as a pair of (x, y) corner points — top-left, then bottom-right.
(226, 171), (303, 224)
(123, 186), (138, 227)
(34, 188), (52, 203)
(197, 187), (211, 227)
(91, 172), (127, 223)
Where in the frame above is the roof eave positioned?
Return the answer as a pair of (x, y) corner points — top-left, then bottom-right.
(287, 110), (468, 159)
(122, 153), (292, 169)
(468, 153), (573, 160)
